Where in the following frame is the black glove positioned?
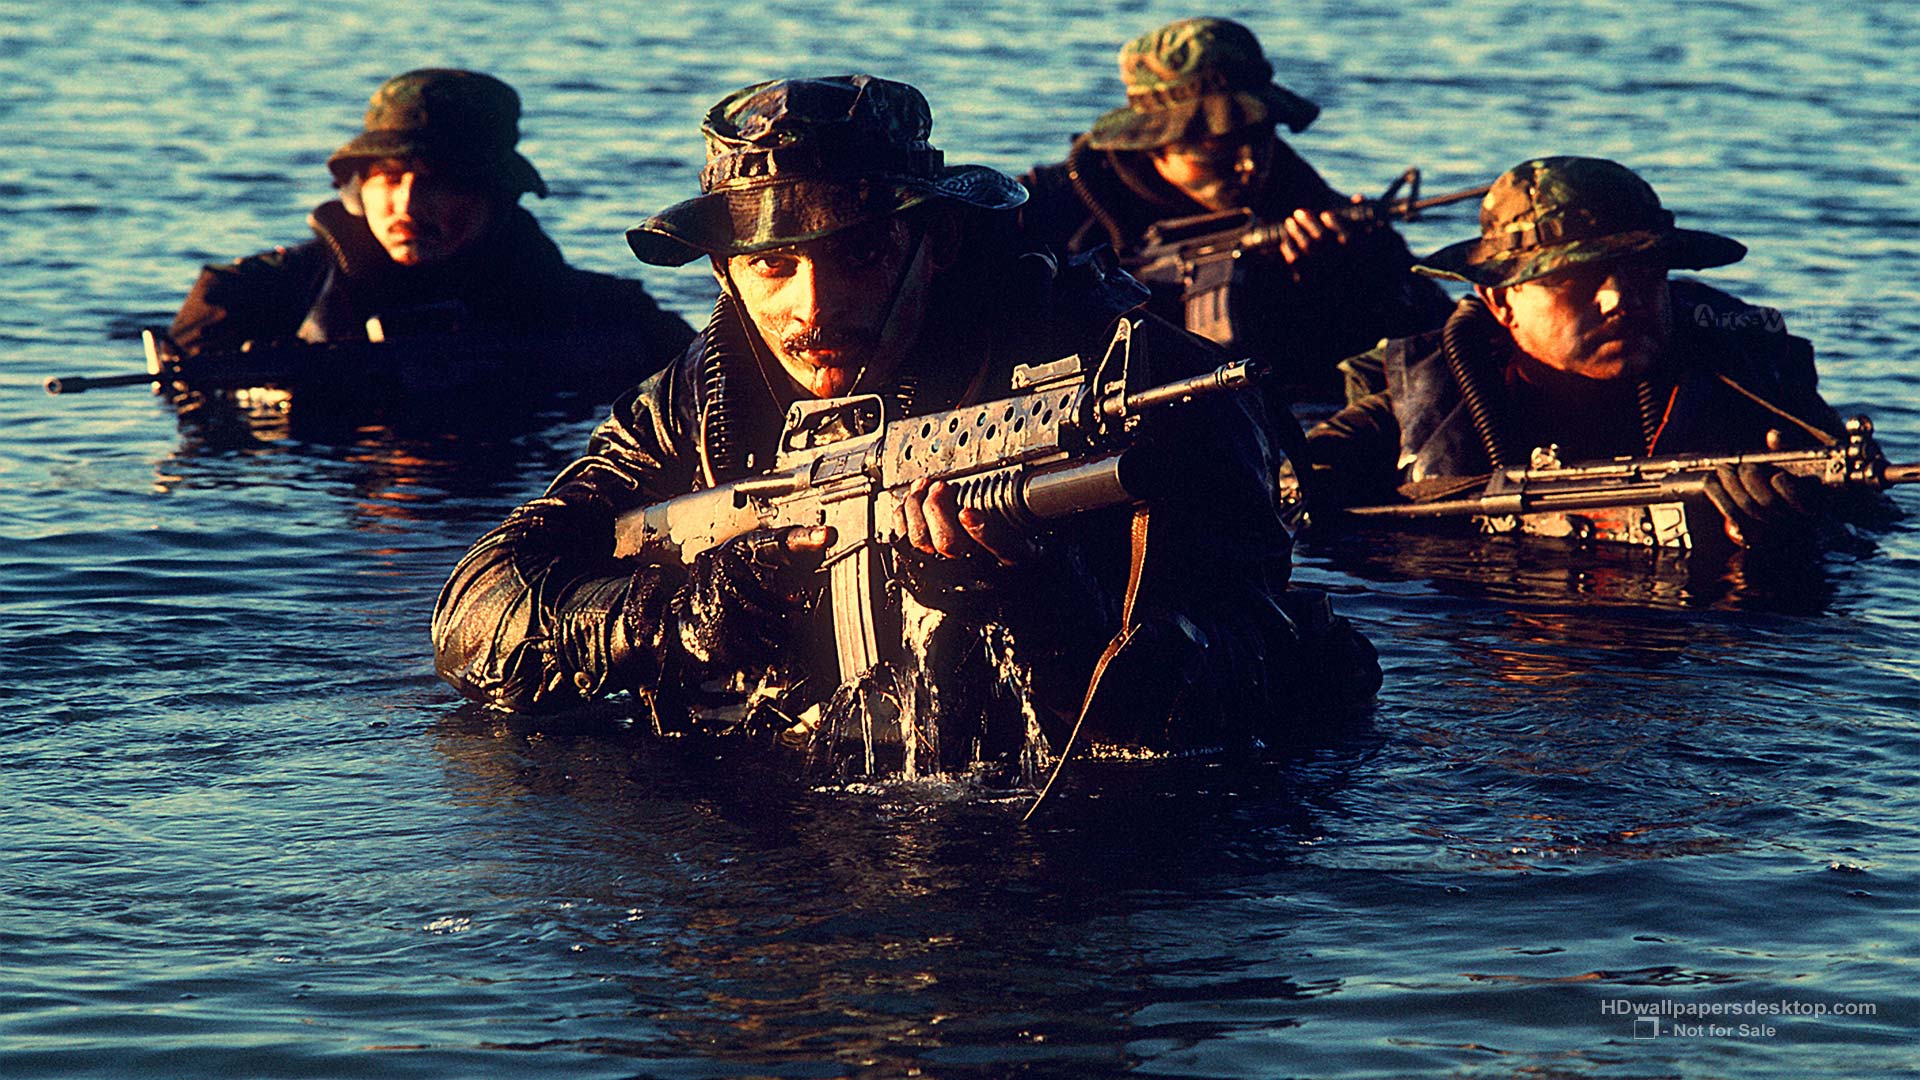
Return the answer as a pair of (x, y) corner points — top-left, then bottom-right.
(1277, 587), (1382, 712)
(1701, 463), (1824, 549)
(669, 526), (828, 670)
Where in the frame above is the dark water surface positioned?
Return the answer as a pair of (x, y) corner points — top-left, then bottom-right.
(4, 1), (1916, 1076)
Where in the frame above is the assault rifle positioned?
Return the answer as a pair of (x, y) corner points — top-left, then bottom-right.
(611, 317), (1258, 684)
(45, 319), (655, 405)
(1338, 417), (1920, 548)
(47, 329), (308, 396)
(1127, 168), (1491, 347)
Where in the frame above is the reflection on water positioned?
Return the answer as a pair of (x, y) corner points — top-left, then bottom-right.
(425, 703), (1364, 1073)
(150, 413), (604, 537)
(1303, 524), (1840, 615)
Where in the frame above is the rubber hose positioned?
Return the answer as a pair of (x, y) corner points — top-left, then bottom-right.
(1441, 296), (1511, 469)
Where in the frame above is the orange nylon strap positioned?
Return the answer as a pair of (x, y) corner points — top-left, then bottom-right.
(1645, 383), (1680, 453)
(1713, 372), (1839, 447)
(1022, 504), (1152, 823)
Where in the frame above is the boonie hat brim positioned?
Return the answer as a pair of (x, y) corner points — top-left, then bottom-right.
(1084, 83), (1319, 152)
(627, 165), (1027, 267)
(1416, 227), (1747, 289)
(326, 132), (548, 198)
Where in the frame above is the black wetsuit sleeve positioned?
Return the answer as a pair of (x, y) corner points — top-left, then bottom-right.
(431, 359), (700, 712)
(1103, 318), (1378, 729)
(1304, 392), (1406, 507)
(169, 242), (331, 355)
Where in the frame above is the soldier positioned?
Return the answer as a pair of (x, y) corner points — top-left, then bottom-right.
(1019, 17), (1451, 402)
(431, 75), (1379, 777)
(168, 68), (693, 427)
(1307, 156), (1853, 549)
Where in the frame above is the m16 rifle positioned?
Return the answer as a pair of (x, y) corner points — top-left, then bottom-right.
(1126, 168), (1491, 347)
(44, 329), (283, 396)
(45, 319), (655, 406)
(610, 317), (1259, 687)
(1337, 417), (1920, 548)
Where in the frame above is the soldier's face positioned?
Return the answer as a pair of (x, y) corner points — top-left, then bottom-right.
(357, 158), (499, 266)
(1481, 258), (1672, 381)
(724, 216), (940, 399)
(1150, 127), (1277, 211)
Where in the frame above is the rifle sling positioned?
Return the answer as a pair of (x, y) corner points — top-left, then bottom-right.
(1713, 372), (1839, 448)
(1023, 503), (1151, 823)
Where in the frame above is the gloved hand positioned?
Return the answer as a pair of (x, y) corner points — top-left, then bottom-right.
(1700, 431), (1826, 548)
(669, 526), (830, 669)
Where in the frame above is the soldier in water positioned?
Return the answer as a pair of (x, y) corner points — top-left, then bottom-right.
(167, 68), (692, 431)
(1019, 17), (1450, 403)
(432, 75), (1380, 778)
(1307, 156), (1867, 551)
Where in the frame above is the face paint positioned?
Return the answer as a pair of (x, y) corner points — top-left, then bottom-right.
(1149, 128), (1278, 211)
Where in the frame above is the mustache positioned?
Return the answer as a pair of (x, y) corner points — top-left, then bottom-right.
(386, 216), (435, 239)
(1585, 311), (1658, 341)
(781, 325), (876, 359)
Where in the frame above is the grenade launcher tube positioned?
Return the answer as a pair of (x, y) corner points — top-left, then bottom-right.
(943, 451), (1142, 532)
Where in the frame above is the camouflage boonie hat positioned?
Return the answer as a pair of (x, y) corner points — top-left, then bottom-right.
(1416, 156), (1745, 288)
(326, 69), (548, 198)
(626, 75), (1028, 267)
(1084, 17), (1319, 152)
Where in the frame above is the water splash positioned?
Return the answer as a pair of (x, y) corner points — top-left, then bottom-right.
(806, 592), (1052, 786)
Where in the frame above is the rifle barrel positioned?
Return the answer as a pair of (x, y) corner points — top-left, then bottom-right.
(1340, 497), (1487, 519)
(1108, 359), (1258, 416)
(1403, 183), (1492, 214)
(45, 371), (159, 395)
(1328, 182), (1490, 225)
(1882, 463), (1920, 486)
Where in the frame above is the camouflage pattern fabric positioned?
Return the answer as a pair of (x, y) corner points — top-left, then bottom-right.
(627, 75), (1026, 267)
(1416, 156), (1746, 288)
(326, 69), (547, 197)
(1085, 17), (1319, 151)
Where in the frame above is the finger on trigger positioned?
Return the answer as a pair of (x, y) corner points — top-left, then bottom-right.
(781, 524), (831, 554)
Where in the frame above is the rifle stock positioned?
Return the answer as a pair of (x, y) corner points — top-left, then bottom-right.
(1339, 416), (1917, 547)
(609, 319), (1256, 683)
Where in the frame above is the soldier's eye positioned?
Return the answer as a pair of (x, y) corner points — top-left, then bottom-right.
(747, 254), (796, 277)
(363, 160), (410, 184)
